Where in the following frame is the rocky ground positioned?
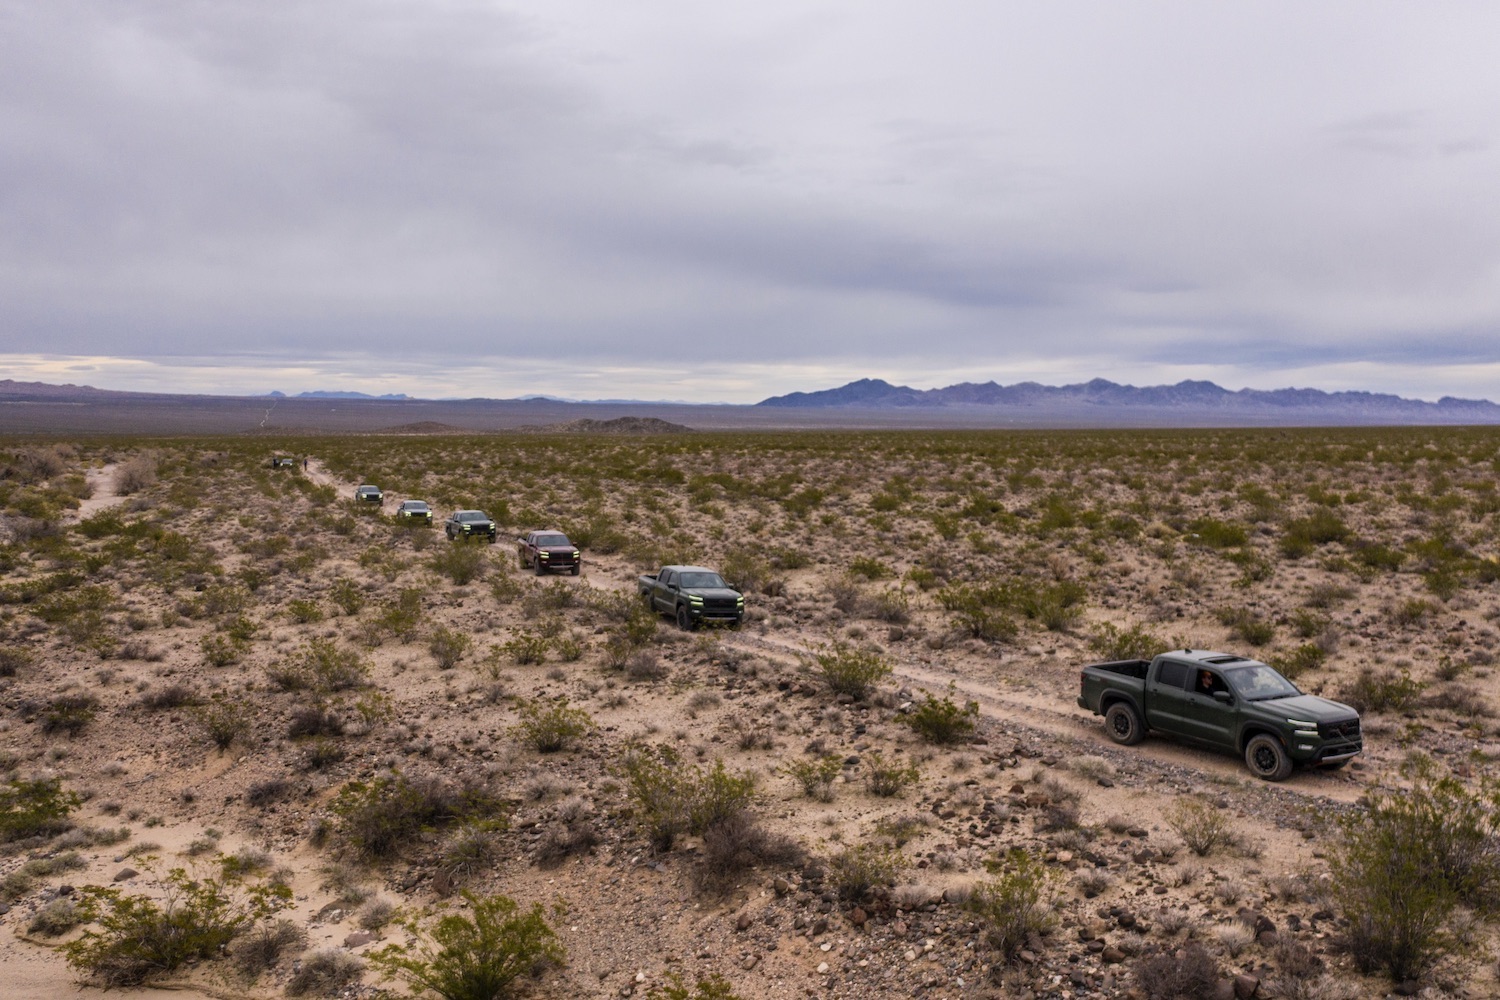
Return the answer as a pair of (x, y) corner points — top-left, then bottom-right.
(1, 429), (1498, 999)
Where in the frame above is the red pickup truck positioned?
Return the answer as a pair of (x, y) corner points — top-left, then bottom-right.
(516, 530), (581, 576)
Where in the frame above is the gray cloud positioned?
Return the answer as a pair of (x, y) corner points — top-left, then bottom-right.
(3, 1), (1500, 401)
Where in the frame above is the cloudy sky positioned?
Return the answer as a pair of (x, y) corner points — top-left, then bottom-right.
(4, 1), (1499, 403)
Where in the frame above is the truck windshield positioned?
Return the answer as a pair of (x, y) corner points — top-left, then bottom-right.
(679, 573), (727, 589)
(535, 533), (570, 546)
(1225, 665), (1299, 701)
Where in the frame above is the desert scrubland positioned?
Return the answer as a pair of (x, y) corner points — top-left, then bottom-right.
(2, 427), (1500, 1000)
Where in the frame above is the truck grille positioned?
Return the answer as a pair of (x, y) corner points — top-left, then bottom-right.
(1319, 719), (1361, 741)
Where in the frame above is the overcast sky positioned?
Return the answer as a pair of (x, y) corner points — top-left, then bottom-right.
(4, 1), (1500, 403)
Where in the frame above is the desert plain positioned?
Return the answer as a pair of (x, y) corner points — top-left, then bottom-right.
(2, 425), (1499, 1000)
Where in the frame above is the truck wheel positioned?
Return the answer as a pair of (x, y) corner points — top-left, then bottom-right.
(1103, 703), (1145, 746)
(535, 561), (546, 576)
(675, 605), (696, 631)
(1245, 734), (1294, 781)
(571, 564), (580, 576)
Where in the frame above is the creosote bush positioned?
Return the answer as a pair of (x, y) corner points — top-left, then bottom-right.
(863, 750), (920, 798)
(900, 683), (980, 744)
(1166, 797), (1233, 857)
(966, 848), (1057, 962)
(0, 776), (80, 841)
(807, 639), (892, 700)
(782, 755), (842, 802)
(826, 842), (906, 901)
(1132, 943), (1222, 1000)
(329, 772), (506, 862)
(1331, 756), (1500, 982)
(428, 624), (473, 670)
(620, 745), (756, 852)
(511, 698), (595, 753)
(63, 860), (292, 987)
(369, 891), (564, 1000)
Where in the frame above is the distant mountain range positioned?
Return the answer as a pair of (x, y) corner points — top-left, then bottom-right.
(757, 377), (1500, 421)
(268, 390), (413, 400)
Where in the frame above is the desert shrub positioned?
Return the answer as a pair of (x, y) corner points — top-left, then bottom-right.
(429, 625), (472, 670)
(379, 588), (425, 640)
(200, 633), (247, 667)
(1268, 643), (1326, 681)
(436, 824), (502, 893)
(782, 755), (842, 802)
(645, 973), (745, 1000)
(1339, 667), (1424, 714)
(287, 598), (324, 624)
(623, 648), (668, 682)
(288, 704), (345, 739)
(511, 698), (595, 753)
(329, 772), (505, 862)
(936, 583), (1018, 641)
(900, 684), (980, 744)
(368, 891), (564, 1000)
(330, 578), (366, 615)
(849, 556), (894, 580)
(826, 843), (906, 901)
(535, 800), (600, 866)
(719, 548), (782, 595)
(246, 778), (291, 808)
(867, 586), (912, 624)
(39, 692), (98, 735)
(1280, 507), (1350, 557)
(1214, 606), (1275, 646)
(966, 848), (1057, 962)
(1332, 757), (1500, 981)
(286, 949), (364, 996)
(195, 699), (252, 751)
(619, 746), (756, 852)
(230, 917), (306, 977)
(1166, 797), (1232, 857)
(695, 810), (805, 894)
(430, 543), (488, 585)
(500, 628), (549, 665)
(1187, 517), (1248, 549)
(1392, 598), (1437, 627)
(807, 639), (892, 700)
(1132, 943), (1221, 1000)
(140, 683), (197, 711)
(113, 454), (158, 495)
(863, 750), (920, 798)
(1087, 622), (1169, 662)
(270, 639), (371, 692)
(63, 863), (291, 987)
(0, 646), (33, 677)
(28, 898), (81, 937)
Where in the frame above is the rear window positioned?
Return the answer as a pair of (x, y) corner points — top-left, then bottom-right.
(1156, 661), (1189, 689)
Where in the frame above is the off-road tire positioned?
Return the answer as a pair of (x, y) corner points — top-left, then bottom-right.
(675, 605), (696, 631)
(1245, 734), (1294, 781)
(571, 564), (580, 576)
(1103, 702), (1145, 746)
(535, 560), (546, 576)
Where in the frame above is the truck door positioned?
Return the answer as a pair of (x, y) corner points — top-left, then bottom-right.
(655, 570), (674, 611)
(1183, 669), (1236, 747)
(1146, 659), (1193, 733)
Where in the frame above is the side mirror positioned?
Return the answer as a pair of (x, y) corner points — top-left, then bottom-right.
(1212, 690), (1233, 704)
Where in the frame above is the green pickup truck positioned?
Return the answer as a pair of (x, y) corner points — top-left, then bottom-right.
(1077, 649), (1362, 781)
(637, 566), (744, 630)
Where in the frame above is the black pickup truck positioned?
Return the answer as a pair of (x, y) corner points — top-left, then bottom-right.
(1078, 649), (1362, 781)
(444, 510), (497, 543)
(638, 566), (744, 630)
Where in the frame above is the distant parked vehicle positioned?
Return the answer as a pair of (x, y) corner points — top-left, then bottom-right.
(517, 530), (580, 576)
(445, 510), (497, 543)
(355, 485), (384, 504)
(270, 456), (295, 468)
(395, 500), (433, 525)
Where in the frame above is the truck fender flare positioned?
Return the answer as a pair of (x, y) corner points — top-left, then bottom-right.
(1098, 692), (1141, 717)
(1238, 725), (1285, 754)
